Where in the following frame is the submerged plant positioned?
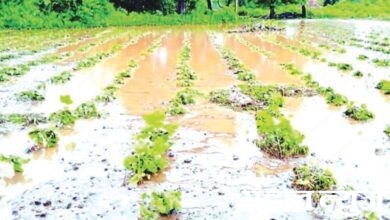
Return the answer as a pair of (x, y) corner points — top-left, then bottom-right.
(50, 71), (71, 84)
(376, 80), (390, 94)
(292, 164), (337, 191)
(353, 71), (364, 78)
(49, 109), (76, 127)
(28, 129), (59, 148)
(140, 190), (181, 220)
(123, 111), (178, 184)
(320, 87), (348, 106)
(16, 89), (45, 101)
(344, 103), (375, 121)
(357, 54), (368, 61)
(372, 58), (390, 67)
(256, 110), (308, 158)
(0, 155), (30, 173)
(95, 85), (118, 103)
(73, 102), (100, 119)
(384, 125), (390, 138)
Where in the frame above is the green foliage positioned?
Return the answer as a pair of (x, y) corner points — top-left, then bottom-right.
(123, 110), (178, 184)
(311, 0), (390, 19)
(60, 94), (73, 105)
(73, 102), (100, 119)
(16, 89), (45, 101)
(256, 110), (309, 158)
(357, 54), (368, 61)
(0, 155), (30, 173)
(292, 164), (337, 191)
(28, 128), (59, 148)
(237, 71), (256, 81)
(281, 63), (303, 75)
(140, 190), (181, 219)
(49, 109), (76, 127)
(319, 87), (348, 106)
(77, 52), (110, 69)
(363, 211), (379, 220)
(239, 84), (284, 109)
(335, 63), (353, 72)
(0, 65), (30, 82)
(49, 71), (71, 84)
(372, 58), (390, 67)
(95, 85), (118, 103)
(376, 80), (390, 94)
(353, 70), (364, 78)
(0, 113), (47, 126)
(168, 88), (199, 115)
(344, 103), (374, 121)
(209, 89), (231, 105)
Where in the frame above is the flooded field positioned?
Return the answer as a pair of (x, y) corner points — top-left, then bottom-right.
(0, 20), (389, 219)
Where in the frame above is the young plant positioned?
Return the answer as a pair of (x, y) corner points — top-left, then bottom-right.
(73, 102), (100, 119)
(28, 129), (59, 148)
(49, 71), (71, 84)
(320, 87), (348, 106)
(376, 80), (390, 94)
(0, 155), (30, 173)
(95, 85), (118, 103)
(336, 63), (353, 72)
(123, 111), (178, 184)
(372, 58), (390, 67)
(209, 89), (231, 105)
(357, 54), (368, 61)
(16, 89), (45, 101)
(140, 190), (181, 220)
(49, 109), (76, 127)
(292, 164), (337, 191)
(344, 103), (375, 121)
(353, 71), (364, 78)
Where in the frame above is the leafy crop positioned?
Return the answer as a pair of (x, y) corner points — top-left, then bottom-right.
(319, 87), (348, 106)
(353, 71), (364, 78)
(49, 109), (76, 127)
(16, 89), (45, 101)
(74, 102), (100, 119)
(256, 110), (308, 158)
(344, 103), (375, 121)
(376, 80), (390, 94)
(123, 111), (178, 184)
(372, 58), (390, 67)
(0, 113), (47, 126)
(28, 129), (59, 148)
(357, 54), (368, 61)
(0, 155), (30, 173)
(292, 164), (337, 191)
(140, 190), (181, 219)
(50, 71), (72, 84)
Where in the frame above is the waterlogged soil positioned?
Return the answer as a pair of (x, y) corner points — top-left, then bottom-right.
(1, 21), (390, 219)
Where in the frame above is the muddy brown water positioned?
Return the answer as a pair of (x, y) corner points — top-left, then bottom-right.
(119, 32), (183, 115)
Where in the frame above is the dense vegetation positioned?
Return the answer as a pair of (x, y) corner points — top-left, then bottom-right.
(0, 0), (388, 29)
